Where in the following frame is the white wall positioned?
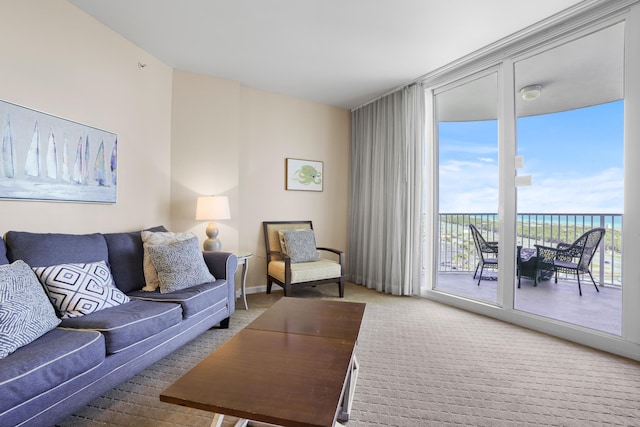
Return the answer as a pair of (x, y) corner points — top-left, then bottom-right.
(0, 0), (174, 234)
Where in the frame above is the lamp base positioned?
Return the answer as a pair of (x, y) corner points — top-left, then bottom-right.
(203, 221), (222, 251)
(203, 238), (222, 252)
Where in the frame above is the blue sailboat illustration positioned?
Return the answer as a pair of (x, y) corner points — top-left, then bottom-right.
(110, 138), (117, 186)
(2, 115), (16, 178)
(72, 137), (83, 184)
(94, 140), (106, 186)
(46, 128), (57, 180)
(25, 121), (40, 177)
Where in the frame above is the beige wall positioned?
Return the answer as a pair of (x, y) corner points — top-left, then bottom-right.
(0, 0), (174, 234)
(171, 73), (350, 292)
(2, 1), (351, 295)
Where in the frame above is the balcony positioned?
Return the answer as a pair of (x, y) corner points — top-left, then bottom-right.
(434, 213), (622, 335)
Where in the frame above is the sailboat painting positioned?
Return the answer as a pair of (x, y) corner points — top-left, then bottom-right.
(2, 115), (16, 178)
(0, 99), (117, 203)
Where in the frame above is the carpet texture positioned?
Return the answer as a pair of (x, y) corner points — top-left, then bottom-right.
(59, 282), (640, 426)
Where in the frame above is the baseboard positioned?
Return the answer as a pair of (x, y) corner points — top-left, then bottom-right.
(235, 285), (268, 298)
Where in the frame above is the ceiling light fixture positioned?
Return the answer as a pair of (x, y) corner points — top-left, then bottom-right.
(520, 84), (543, 101)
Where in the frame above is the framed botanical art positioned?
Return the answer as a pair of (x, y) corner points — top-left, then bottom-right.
(0, 99), (117, 203)
(285, 158), (323, 192)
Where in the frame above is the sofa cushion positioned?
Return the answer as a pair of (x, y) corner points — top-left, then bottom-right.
(60, 299), (182, 354)
(0, 328), (104, 415)
(33, 261), (130, 319)
(5, 231), (108, 267)
(0, 261), (61, 359)
(102, 226), (167, 294)
(147, 236), (214, 294)
(141, 230), (196, 292)
(0, 237), (8, 266)
(129, 279), (228, 319)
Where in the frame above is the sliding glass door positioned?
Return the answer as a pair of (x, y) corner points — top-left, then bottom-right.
(434, 71), (499, 304)
(513, 22), (625, 335)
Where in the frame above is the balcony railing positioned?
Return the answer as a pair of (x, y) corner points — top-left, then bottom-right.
(438, 213), (622, 286)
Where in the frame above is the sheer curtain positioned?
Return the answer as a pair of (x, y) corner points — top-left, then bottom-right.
(348, 84), (425, 295)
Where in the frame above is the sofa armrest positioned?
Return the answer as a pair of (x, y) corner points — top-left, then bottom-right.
(202, 251), (237, 280)
(203, 251), (238, 314)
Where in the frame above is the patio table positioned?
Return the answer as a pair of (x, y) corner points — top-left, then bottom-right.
(517, 246), (553, 287)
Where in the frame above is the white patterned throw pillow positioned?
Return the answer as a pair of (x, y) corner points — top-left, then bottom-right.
(0, 260), (61, 359)
(33, 261), (130, 319)
(141, 230), (195, 291)
(146, 236), (214, 294)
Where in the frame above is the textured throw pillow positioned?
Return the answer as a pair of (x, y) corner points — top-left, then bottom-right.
(0, 260), (61, 359)
(141, 230), (195, 291)
(146, 236), (215, 294)
(283, 229), (320, 263)
(277, 228), (307, 256)
(33, 261), (130, 319)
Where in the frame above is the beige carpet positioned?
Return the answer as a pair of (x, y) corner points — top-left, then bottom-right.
(59, 282), (640, 426)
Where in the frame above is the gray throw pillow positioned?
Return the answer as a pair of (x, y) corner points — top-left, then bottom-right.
(147, 236), (215, 294)
(284, 229), (320, 263)
(0, 260), (61, 359)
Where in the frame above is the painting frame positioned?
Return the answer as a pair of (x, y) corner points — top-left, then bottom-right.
(285, 158), (323, 192)
(0, 99), (118, 203)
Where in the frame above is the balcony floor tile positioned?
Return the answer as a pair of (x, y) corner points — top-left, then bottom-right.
(435, 272), (621, 335)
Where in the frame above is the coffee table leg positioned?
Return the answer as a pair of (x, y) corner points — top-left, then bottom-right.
(338, 353), (360, 422)
(211, 414), (249, 427)
(211, 413), (224, 427)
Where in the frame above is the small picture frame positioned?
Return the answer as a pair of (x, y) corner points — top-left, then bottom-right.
(285, 158), (323, 192)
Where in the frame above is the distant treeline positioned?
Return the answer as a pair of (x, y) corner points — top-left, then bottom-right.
(442, 214), (621, 253)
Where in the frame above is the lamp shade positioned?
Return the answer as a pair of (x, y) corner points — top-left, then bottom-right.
(195, 196), (231, 221)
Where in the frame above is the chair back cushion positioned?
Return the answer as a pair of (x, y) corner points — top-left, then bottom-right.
(263, 221), (312, 261)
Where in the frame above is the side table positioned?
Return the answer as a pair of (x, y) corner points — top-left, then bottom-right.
(232, 251), (253, 310)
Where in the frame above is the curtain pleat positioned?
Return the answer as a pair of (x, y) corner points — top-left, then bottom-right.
(348, 85), (425, 295)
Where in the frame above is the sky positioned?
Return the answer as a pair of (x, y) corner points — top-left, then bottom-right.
(438, 100), (624, 214)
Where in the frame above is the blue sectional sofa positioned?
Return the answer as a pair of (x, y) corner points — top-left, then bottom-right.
(0, 227), (237, 427)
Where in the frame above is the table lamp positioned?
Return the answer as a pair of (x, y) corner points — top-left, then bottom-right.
(195, 195), (231, 251)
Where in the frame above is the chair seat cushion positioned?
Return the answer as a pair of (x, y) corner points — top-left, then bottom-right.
(268, 259), (341, 284)
(555, 260), (579, 270)
(59, 299), (182, 354)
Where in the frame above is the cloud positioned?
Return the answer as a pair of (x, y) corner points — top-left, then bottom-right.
(517, 167), (623, 213)
(439, 160), (623, 214)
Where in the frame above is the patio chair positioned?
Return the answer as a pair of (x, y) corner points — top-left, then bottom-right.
(469, 224), (498, 286)
(534, 227), (605, 296)
(262, 221), (345, 297)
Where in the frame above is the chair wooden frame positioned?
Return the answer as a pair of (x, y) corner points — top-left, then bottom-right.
(262, 221), (345, 297)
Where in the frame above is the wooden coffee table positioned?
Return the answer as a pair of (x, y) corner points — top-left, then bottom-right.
(160, 298), (366, 427)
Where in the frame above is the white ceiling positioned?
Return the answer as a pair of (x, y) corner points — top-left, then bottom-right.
(68, 0), (586, 110)
(436, 21), (624, 121)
